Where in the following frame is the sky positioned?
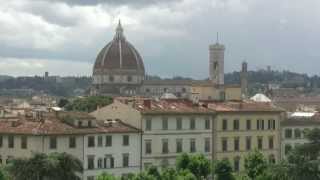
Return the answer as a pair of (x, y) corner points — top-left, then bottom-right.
(0, 0), (319, 79)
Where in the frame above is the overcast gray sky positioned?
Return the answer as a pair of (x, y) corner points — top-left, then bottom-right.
(0, 0), (319, 78)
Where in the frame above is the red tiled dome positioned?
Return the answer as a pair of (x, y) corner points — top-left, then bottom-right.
(93, 21), (145, 75)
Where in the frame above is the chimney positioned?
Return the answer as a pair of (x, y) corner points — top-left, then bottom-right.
(143, 100), (151, 109)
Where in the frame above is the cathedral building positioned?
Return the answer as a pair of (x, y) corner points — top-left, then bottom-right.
(91, 21), (247, 100)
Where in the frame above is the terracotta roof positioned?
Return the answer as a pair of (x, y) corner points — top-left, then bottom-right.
(207, 101), (284, 112)
(129, 99), (215, 114)
(0, 112), (140, 135)
(93, 21), (145, 75)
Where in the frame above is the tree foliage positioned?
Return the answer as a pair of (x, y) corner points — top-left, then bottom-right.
(65, 96), (113, 112)
(244, 149), (267, 179)
(214, 159), (235, 180)
(6, 152), (82, 180)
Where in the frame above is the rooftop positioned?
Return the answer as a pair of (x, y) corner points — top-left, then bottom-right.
(206, 100), (284, 112)
(0, 111), (139, 135)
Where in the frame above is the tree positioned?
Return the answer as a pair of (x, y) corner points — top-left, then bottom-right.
(6, 152), (82, 180)
(147, 166), (161, 180)
(176, 153), (211, 179)
(58, 98), (69, 108)
(214, 159), (235, 180)
(48, 152), (83, 180)
(244, 149), (267, 179)
(65, 96), (113, 112)
(255, 161), (290, 180)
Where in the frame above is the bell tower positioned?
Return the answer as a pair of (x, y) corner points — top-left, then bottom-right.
(209, 33), (225, 85)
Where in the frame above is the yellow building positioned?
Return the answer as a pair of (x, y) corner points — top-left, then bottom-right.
(207, 101), (284, 172)
(191, 83), (242, 101)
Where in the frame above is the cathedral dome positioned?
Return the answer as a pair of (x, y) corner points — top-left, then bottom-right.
(93, 21), (145, 75)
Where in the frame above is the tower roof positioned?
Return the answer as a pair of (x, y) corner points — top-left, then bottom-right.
(93, 20), (145, 75)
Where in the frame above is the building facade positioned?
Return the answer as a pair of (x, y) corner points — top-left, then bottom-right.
(0, 111), (141, 180)
(207, 101), (283, 171)
(281, 112), (320, 158)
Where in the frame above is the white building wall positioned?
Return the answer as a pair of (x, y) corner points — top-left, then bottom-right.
(83, 133), (141, 179)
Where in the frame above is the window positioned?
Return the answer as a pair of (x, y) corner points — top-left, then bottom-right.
(295, 129), (301, 138)
(49, 136), (57, 149)
(88, 120), (92, 127)
(145, 118), (152, 131)
(205, 117), (210, 129)
(285, 129), (293, 138)
(285, 144), (292, 155)
(109, 76), (114, 82)
(87, 156), (94, 169)
(176, 117), (182, 130)
(106, 136), (112, 147)
(123, 135), (129, 146)
(122, 153), (129, 167)
(161, 159), (169, 168)
(246, 137), (251, 150)
(176, 139), (183, 153)
(88, 136), (95, 147)
(127, 76), (132, 82)
(234, 137), (240, 151)
(69, 136), (76, 148)
(205, 138), (210, 152)
(162, 139), (169, 154)
(268, 120), (272, 130)
(272, 120), (276, 130)
(104, 155), (114, 168)
(222, 119), (228, 130)
(146, 88), (150, 93)
(234, 157), (240, 172)
(257, 119), (265, 130)
(97, 158), (103, 169)
(21, 136), (27, 149)
(258, 137), (263, 150)
(98, 136), (103, 147)
(246, 120), (251, 130)
(145, 140), (152, 154)
(8, 136), (14, 148)
(190, 117), (196, 130)
(0, 136), (2, 147)
(233, 119), (239, 130)
(222, 138), (228, 152)
(162, 117), (168, 130)
(190, 139), (196, 152)
(78, 121), (82, 127)
(269, 136), (274, 149)
(269, 154), (275, 164)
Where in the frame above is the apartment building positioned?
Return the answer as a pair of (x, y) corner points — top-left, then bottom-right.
(207, 101), (284, 171)
(281, 112), (320, 158)
(91, 98), (215, 169)
(0, 111), (141, 180)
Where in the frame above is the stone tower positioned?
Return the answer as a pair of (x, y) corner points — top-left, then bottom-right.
(240, 61), (248, 99)
(209, 34), (225, 85)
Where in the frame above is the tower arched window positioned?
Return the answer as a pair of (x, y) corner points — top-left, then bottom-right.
(214, 62), (218, 70)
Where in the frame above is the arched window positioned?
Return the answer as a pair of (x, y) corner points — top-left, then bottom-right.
(294, 128), (301, 139)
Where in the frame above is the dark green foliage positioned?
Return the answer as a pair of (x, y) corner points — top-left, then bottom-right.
(214, 159), (235, 180)
(58, 98), (69, 107)
(244, 149), (267, 179)
(6, 152), (82, 180)
(97, 172), (118, 180)
(147, 166), (161, 180)
(65, 96), (113, 112)
(176, 153), (211, 179)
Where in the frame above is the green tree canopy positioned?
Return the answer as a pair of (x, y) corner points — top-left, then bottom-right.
(214, 159), (235, 180)
(65, 96), (113, 112)
(244, 149), (267, 179)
